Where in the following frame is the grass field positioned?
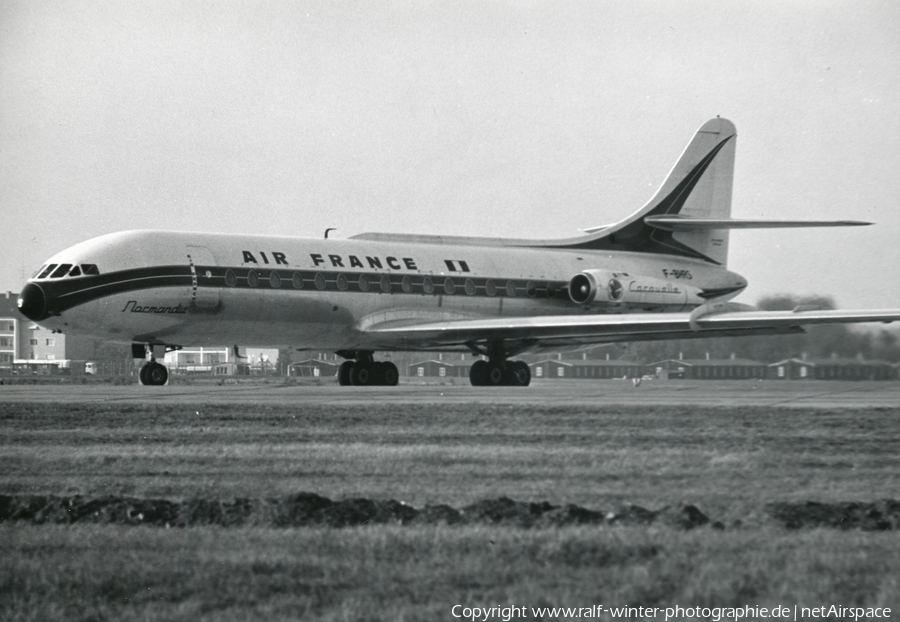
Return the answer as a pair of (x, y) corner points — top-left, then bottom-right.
(2, 382), (900, 621)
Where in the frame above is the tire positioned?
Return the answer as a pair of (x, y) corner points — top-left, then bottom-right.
(350, 363), (372, 386)
(146, 362), (168, 386)
(382, 362), (399, 386)
(338, 361), (354, 386)
(510, 361), (531, 387)
(469, 360), (488, 386)
(486, 362), (505, 386)
(139, 364), (150, 385)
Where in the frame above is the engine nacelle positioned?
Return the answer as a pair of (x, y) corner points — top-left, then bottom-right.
(568, 269), (703, 307)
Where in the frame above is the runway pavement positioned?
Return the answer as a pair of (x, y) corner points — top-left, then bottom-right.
(1, 378), (898, 408)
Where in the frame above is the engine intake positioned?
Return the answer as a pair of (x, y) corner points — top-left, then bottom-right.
(568, 273), (597, 304)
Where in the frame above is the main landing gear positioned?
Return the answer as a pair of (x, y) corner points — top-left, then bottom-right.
(469, 359), (531, 386)
(468, 340), (531, 387)
(337, 351), (399, 386)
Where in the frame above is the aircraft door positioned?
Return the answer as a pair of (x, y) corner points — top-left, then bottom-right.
(187, 246), (221, 310)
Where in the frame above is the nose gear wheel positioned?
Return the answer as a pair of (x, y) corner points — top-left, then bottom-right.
(139, 361), (169, 386)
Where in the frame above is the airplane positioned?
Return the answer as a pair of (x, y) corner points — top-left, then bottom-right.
(16, 117), (900, 386)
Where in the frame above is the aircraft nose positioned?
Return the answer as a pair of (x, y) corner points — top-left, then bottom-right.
(17, 283), (47, 321)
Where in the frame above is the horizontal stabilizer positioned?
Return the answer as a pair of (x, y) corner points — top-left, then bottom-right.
(643, 216), (872, 231)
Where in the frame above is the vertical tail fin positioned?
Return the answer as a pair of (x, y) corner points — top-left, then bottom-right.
(571, 118), (737, 265)
(660, 117), (736, 265)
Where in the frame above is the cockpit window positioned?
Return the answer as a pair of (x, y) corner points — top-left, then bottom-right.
(31, 265), (47, 278)
(81, 264), (100, 275)
(68, 266), (82, 277)
(38, 264), (57, 279)
(50, 264), (73, 278)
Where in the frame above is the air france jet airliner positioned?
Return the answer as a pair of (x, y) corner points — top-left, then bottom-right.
(16, 118), (900, 386)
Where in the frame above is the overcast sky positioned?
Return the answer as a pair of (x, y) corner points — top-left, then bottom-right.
(2, 1), (899, 309)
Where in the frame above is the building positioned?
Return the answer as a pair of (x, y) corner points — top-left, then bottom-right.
(289, 358), (341, 378)
(164, 347), (231, 374)
(212, 362), (250, 376)
(568, 360), (645, 379)
(0, 311), (16, 369)
(647, 358), (767, 380)
(529, 359), (574, 379)
(811, 358), (894, 381)
(768, 357), (896, 381)
(529, 358), (644, 380)
(23, 324), (67, 361)
(408, 359), (469, 379)
(164, 347), (288, 376)
(1, 293), (28, 371)
(0, 291), (97, 375)
(644, 359), (690, 380)
(767, 358), (815, 380)
(246, 349), (280, 375)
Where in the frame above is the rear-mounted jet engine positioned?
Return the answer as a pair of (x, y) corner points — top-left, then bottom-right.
(568, 269), (704, 308)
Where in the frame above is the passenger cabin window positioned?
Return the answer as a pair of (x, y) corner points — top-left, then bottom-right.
(81, 264), (100, 275)
(50, 264), (72, 278)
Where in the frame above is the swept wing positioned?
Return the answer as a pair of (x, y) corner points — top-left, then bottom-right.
(364, 305), (900, 352)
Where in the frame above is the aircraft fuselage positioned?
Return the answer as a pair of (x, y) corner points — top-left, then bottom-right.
(20, 229), (747, 352)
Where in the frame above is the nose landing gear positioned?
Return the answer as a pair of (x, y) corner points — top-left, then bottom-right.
(139, 361), (169, 386)
(133, 343), (171, 386)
